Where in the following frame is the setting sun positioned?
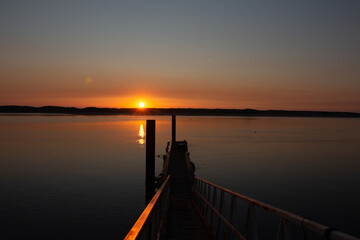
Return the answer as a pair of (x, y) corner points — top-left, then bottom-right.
(139, 102), (145, 108)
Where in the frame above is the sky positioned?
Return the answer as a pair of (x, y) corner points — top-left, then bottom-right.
(1, 0), (359, 111)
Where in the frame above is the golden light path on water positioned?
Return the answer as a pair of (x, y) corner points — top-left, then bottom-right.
(137, 123), (145, 146)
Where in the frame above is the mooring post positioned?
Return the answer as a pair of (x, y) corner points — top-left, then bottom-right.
(172, 115), (176, 144)
(146, 119), (155, 204)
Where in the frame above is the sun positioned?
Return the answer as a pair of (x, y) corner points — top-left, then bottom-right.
(139, 102), (145, 108)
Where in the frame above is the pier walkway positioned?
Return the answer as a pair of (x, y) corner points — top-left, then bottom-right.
(164, 141), (213, 240)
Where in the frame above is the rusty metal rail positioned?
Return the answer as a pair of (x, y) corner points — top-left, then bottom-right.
(193, 177), (359, 240)
(125, 175), (171, 240)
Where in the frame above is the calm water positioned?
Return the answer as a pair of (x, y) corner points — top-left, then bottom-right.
(0, 115), (359, 239)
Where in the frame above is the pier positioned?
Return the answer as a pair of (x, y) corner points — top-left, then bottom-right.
(165, 141), (213, 239)
(125, 117), (359, 240)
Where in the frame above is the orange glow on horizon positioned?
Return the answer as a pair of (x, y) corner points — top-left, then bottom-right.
(4, 93), (359, 113)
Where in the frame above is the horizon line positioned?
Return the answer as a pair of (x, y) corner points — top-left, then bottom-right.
(1, 105), (359, 115)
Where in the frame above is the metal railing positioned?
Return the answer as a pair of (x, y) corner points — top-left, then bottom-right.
(125, 175), (171, 240)
(193, 177), (359, 240)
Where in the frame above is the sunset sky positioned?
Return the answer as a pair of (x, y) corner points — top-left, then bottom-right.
(1, 1), (359, 111)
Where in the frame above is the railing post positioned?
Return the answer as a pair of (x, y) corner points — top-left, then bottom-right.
(146, 120), (156, 204)
(200, 181), (204, 213)
(210, 187), (217, 228)
(205, 183), (211, 220)
(216, 190), (225, 238)
(224, 195), (237, 240)
(245, 202), (258, 240)
(276, 218), (291, 240)
(229, 195), (237, 226)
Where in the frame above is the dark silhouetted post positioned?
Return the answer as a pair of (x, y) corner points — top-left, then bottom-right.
(172, 115), (176, 144)
(146, 120), (156, 204)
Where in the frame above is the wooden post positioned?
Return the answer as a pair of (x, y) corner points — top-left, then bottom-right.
(146, 120), (155, 204)
(172, 115), (176, 144)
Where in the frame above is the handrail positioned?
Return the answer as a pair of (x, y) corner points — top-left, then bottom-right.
(193, 177), (359, 240)
(125, 175), (171, 240)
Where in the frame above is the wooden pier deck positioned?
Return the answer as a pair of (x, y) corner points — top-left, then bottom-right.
(164, 142), (213, 240)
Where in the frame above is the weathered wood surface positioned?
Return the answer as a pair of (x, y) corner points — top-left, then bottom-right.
(164, 142), (214, 240)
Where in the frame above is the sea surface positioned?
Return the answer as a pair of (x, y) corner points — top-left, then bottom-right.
(0, 114), (359, 239)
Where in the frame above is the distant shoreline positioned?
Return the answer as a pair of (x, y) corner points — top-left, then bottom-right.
(1, 105), (359, 118)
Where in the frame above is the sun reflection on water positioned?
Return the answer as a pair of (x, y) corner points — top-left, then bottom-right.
(137, 123), (145, 146)
(139, 124), (145, 138)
